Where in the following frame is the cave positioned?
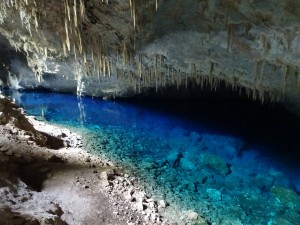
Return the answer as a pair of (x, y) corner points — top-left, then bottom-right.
(1, 1), (300, 225)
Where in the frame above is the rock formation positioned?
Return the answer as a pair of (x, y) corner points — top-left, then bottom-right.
(0, 0), (300, 114)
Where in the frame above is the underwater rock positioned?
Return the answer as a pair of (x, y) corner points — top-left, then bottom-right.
(187, 211), (199, 220)
(180, 158), (197, 171)
(222, 146), (239, 160)
(200, 153), (230, 175)
(221, 219), (244, 225)
(281, 210), (300, 225)
(189, 132), (202, 143)
(238, 195), (268, 218)
(271, 186), (300, 210)
(201, 135), (243, 159)
(269, 171), (290, 188)
(244, 174), (274, 192)
(167, 152), (179, 164)
(183, 210), (207, 225)
(271, 218), (294, 225)
(206, 188), (222, 202)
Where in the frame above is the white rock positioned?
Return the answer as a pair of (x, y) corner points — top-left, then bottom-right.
(158, 200), (167, 209)
(146, 198), (154, 203)
(187, 211), (198, 220)
(136, 201), (145, 211)
(99, 171), (110, 187)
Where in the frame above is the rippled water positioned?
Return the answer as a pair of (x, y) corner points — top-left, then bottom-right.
(6, 90), (300, 225)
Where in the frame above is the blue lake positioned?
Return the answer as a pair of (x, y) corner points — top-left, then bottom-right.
(5, 90), (300, 225)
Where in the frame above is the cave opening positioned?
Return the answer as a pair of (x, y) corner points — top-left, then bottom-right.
(119, 83), (300, 180)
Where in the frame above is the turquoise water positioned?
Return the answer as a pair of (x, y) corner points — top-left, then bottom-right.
(6, 90), (300, 225)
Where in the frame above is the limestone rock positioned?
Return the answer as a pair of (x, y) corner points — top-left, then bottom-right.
(200, 153), (230, 175)
(99, 171), (111, 187)
(158, 200), (167, 209)
(187, 211), (199, 220)
(1, 1), (300, 114)
(271, 186), (300, 210)
(184, 210), (208, 225)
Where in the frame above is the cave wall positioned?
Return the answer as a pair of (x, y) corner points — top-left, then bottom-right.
(1, 0), (300, 113)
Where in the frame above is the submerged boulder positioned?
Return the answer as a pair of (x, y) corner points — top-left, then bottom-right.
(271, 186), (300, 210)
(200, 153), (230, 175)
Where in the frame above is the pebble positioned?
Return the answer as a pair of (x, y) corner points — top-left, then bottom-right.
(158, 200), (167, 209)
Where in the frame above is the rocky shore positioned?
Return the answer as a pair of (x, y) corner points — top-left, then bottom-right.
(0, 95), (207, 225)
(0, 95), (156, 225)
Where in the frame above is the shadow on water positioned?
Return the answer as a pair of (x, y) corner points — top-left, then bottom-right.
(117, 92), (300, 175)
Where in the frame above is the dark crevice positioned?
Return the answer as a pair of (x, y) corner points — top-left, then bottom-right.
(16, 164), (49, 192)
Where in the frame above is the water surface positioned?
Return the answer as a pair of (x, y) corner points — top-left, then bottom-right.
(6, 90), (300, 225)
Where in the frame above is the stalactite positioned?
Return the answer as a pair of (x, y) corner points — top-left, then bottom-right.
(93, 58), (96, 72)
(122, 43), (127, 67)
(44, 47), (47, 58)
(83, 50), (87, 64)
(200, 76), (204, 89)
(154, 55), (158, 92)
(103, 56), (106, 76)
(62, 41), (67, 56)
(282, 65), (288, 98)
(73, 0), (78, 27)
(209, 61), (214, 83)
(171, 67), (174, 85)
(79, 0), (84, 18)
(253, 60), (259, 81)
(184, 72), (187, 88)
(64, 18), (70, 51)
(191, 63), (196, 77)
(138, 54), (142, 78)
(252, 89), (257, 101)
(1, 0), (289, 105)
(259, 60), (266, 84)
(138, 75), (141, 93)
(133, 6), (137, 29)
(91, 46), (94, 61)
(245, 87), (250, 98)
(66, 0), (71, 22)
(33, 12), (38, 30)
(176, 69), (180, 90)
(107, 59), (111, 77)
(227, 24), (234, 52)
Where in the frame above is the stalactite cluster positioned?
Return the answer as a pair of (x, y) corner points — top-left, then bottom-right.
(0, 0), (299, 105)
